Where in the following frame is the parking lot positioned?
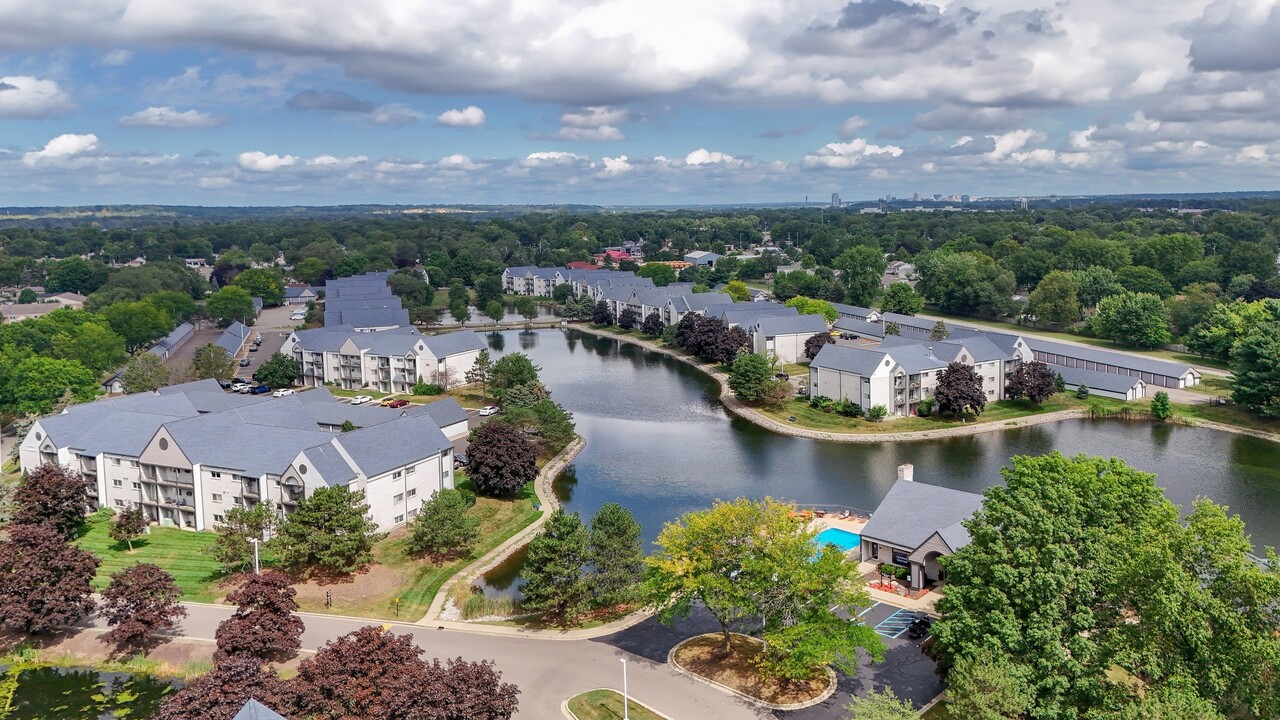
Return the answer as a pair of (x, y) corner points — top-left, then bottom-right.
(859, 602), (932, 640)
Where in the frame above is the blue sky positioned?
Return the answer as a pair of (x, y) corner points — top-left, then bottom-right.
(2, 0), (1280, 205)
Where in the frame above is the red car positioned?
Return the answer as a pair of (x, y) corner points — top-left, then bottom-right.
(385, 399), (409, 408)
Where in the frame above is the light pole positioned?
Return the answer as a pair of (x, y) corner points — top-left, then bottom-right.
(249, 537), (260, 575)
(620, 658), (629, 720)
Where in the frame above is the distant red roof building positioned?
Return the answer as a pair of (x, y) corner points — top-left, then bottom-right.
(592, 250), (632, 264)
(566, 261), (598, 270)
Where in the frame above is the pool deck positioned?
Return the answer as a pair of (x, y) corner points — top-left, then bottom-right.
(810, 514), (869, 537)
(809, 515), (944, 615)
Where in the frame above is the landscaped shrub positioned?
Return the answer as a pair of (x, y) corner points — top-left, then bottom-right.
(836, 399), (863, 418)
(1075, 384), (1090, 399)
(867, 404), (888, 421)
(878, 563), (908, 580)
(916, 398), (935, 417)
(808, 395), (835, 412)
(414, 380), (445, 395)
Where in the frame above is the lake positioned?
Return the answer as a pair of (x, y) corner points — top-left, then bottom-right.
(477, 328), (1280, 597)
(0, 665), (177, 720)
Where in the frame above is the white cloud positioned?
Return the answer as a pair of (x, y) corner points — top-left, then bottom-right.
(553, 125), (625, 141)
(986, 129), (1044, 160)
(120, 106), (226, 128)
(435, 106), (486, 127)
(562, 106), (631, 128)
(1235, 144), (1271, 163)
(803, 138), (903, 169)
(102, 49), (133, 66)
(951, 136), (974, 149)
(197, 176), (234, 189)
(869, 168), (889, 179)
(684, 148), (741, 166)
(23, 133), (98, 165)
(371, 104), (424, 126)
(308, 155), (368, 167)
(0, 76), (74, 118)
(921, 162), (936, 172)
(522, 151), (586, 167)
(838, 115), (871, 138)
(237, 151), (298, 172)
(599, 155), (633, 176)
(438, 154), (485, 170)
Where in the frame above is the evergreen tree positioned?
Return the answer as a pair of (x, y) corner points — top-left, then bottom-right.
(929, 320), (950, 341)
(519, 509), (591, 624)
(191, 343), (234, 380)
(407, 488), (479, 559)
(465, 349), (494, 386)
(587, 503), (644, 610)
(275, 487), (383, 576)
(1150, 391), (1173, 421)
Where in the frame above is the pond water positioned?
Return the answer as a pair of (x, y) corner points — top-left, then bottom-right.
(0, 665), (178, 720)
(475, 328), (1280, 599)
(434, 303), (559, 327)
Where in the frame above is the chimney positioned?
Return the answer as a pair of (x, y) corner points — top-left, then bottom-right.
(897, 463), (914, 482)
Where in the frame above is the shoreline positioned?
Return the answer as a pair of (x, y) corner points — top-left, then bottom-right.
(569, 323), (1280, 446)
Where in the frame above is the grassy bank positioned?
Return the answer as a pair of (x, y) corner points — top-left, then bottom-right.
(758, 395), (1087, 435)
(75, 512), (226, 603)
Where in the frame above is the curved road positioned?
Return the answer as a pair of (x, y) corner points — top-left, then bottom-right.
(92, 602), (774, 720)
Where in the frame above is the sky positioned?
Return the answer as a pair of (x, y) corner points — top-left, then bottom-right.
(2, 0), (1280, 206)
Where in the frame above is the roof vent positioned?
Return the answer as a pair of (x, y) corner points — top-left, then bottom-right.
(897, 463), (914, 482)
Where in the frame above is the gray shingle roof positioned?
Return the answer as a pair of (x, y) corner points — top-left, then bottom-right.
(861, 479), (984, 550)
(885, 344), (950, 373)
(421, 330), (486, 357)
(232, 698), (289, 720)
(1054, 365), (1147, 393)
(753, 313), (829, 337)
(811, 343), (891, 376)
(216, 322), (251, 356)
(324, 307), (410, 329)
(300, 443), (358, 485)
(833, 317), (885, 338)
(417, 397), (468, 427)
(335, 413), (452, 478)
(831, 302), (874, 318)
(161, 410), (334, 476)
(1026, 337), (1198, 379)
(158, 379), (225, 396)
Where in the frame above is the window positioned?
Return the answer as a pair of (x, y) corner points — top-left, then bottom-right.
(114, 499), (124, 508)
(394, 514), (405, 524)
(392, 470), (403, 479)
(212, 493), (223, 503)
(394, 493), (404, 504)
(113, 479), (123, 487)
(112, 458), (121, 466)
(408, 508), (419, 518)
(132, 482), (141, 489)
(128, 460), (139, 468)
(405, 466), (416, 475)
(233, 496), (243, 506)
(406, 488), (417, 498)
(213, 514), (225, 523)
(209, 471), (222, 478)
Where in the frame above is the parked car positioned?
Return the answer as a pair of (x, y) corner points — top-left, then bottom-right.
(350, 395), (373, 405)
(238, 358), (251, 367)
(907, 616), (933, 639)
(217, 380), (233, 389)
(478, 405), (500, 417)
(774, 372), (789, 381)
(290, 313), (305, 321)
(379, 396), (401, 407)
(254, 334), (262, 343)
(272, 388), (295, 397)
(231, 382), (251, 392)
(236, 384), (254, 394)
(454, 452), (468, 467)
(248, 345), (259, 352)
(385, 399), (409, 408)
(250, 385), (271, 395)
(233, 377), (253, 385)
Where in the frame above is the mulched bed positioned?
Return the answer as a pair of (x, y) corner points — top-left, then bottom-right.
(671, 633), (830, 706)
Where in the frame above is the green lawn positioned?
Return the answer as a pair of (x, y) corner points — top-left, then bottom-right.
(759, 394), (1086, 435)
(295, 477), (541, 620)
(567, 689), (667, 720)
(76, 513), (227, 603)
(920, 701), (950, 719)
(922, 310), (1230, 371)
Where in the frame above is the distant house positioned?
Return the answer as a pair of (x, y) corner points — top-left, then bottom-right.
(148, 322), (195, 360)
(283, 284), (317, 306)
(684, 250), (722, 267)
(860, 465), (984, 591)
(1054, 365), (1147, 401)
(749, 313), (829, 364)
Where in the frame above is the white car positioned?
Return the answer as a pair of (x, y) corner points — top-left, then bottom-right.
(290, 312), (305, 321)
(230, 382), (251, 392)
(350, 395), (373, 405)
(478, 405), (500, 417)
(272, 389), (296, 397)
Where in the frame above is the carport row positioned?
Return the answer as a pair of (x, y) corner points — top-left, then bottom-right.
(859, 603), (930, 639)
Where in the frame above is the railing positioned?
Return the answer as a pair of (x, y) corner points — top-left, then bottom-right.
(242, 484), (261, 498)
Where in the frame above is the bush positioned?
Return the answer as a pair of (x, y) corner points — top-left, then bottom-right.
(1075, 384), (1090, 399)
(808, 395), (835, 411)
(867, 404), (888, 421)
(878, 563), (908, 580)
(916, 398), (935, 417)
(414, 381), (445, 396)
(836, 399), (863, 418)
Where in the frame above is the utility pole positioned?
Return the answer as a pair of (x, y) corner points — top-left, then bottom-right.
(620, 658), (629, 720)
(249, 537), (260, 575)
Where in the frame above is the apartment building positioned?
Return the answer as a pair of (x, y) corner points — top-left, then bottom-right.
(18, 380), (465, 533)
(323, 271), (410, 331)
(283, 327), (486, 393)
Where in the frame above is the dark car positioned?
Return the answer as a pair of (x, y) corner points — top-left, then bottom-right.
(250, 385), (271, 394)
(238, 358), (251, 367)
(233, 377), (253, 385)
(907, 616), (933, 639)
(774, 372), (789, 381)
(386, 399), (409, 408)
(454, 452), (468, 467)
(217, 380), (232, 389)
(248, 345), (259, 352)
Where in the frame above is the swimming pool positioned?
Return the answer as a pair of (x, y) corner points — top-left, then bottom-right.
(814, 527), (862, 552)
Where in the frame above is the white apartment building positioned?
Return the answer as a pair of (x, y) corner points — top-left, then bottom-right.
(283, 327), (486, 393)
(19, 381), (467, 533)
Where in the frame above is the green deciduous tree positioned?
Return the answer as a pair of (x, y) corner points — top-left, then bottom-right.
(254, 352), (300, 388)
(231, 267), (286, 307)
(191, 343), (234, 380)
(1151, 390), (1172, 421)
(121, 352), (171, 393)
(728, 351), (772, 402)
(917, 252), (1016, 317)
(587, 503), (644, 609)
(407, 488), (479, 559)
(275, 487), (383, 576)
(8, 356), (100, 416)
(449, 300), (471, 324)
(1185, 299), (1280, 360)
(102, 301), (175, 352)
(145, 290), (199, 326)
(1029, 270), (1082, 325)
(206, 503), (276, 574)
(515, 297), (537, 323)
(51, 319), (128, 374)
(1166, 283), (1221, 338)
(519, 509), (591, 624)
(1072, 265), (1125, 308)
(878, 282), (924, 315)
(842, 688), (918, 720)
(636, 262), (677, 286)
(646, 497), (885, 680)
(834, 245), (888, 307)
(1230, 320), (1280, 417)
(724, 279), (751, 302)
(944, 648), (1033, 720)
(784, 296), (839, 323)
(484, 300), (505, 324)
(1118, 265), (1176, 298)
(1089, 292), (1172, 348)
(206, 286), (256, 327)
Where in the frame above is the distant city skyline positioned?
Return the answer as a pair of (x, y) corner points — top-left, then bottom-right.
(1, 0), (1278, 205)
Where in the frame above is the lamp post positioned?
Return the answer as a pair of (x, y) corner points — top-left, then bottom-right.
(249, 537), (260, 575)
(620, 658), (629, 720)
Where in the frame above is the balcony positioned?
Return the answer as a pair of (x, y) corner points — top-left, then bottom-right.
(142, 466), (194, 487)
(242, 482), (261, 498)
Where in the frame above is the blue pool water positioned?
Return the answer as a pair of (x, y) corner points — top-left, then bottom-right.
(815, 527), (862, 552)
